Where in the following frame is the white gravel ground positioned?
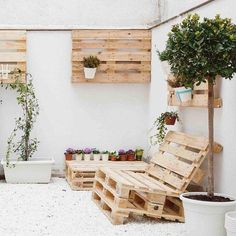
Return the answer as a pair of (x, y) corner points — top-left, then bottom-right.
(0, 178), (186, 236)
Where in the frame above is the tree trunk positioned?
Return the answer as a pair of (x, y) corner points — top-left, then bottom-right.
(208, 81), (214, 197)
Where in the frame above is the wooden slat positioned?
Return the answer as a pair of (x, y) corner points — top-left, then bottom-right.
(0, 41), (26, 50)
(0, 52), (26, 62)
(0, 31), (26, 40)
(164, 131), (209, 151)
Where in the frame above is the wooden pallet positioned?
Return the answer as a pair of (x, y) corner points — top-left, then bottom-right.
(92, 131), (211, 224)
(65, 160), (148, 191)
(0, 30), (27, 84)
(167, 75), (222, 108)
(72, 29), (151, 83)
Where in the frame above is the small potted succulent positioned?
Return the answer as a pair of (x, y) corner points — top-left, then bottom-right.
(82, 56), (101, 79)
(126, 149), (136, 161)
(118, 149), (127, 161)
(83, 148), (92, 161)
(101, 151), (109, 161)
(64, 148), (75, 161)
(150, 111), (180, 144)
(135, 149), (144, 161)
(75, 149), (83, 161)
(109, 151), (118, 161)
(92, 149), (101, 161)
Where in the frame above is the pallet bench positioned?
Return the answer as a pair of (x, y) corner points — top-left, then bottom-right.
(92, 131), (210, 224)
(65, 160), (148, 190)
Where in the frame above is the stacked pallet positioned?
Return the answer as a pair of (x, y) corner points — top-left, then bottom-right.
(92, 131), (211, 224)
(65, 161), (148, 191)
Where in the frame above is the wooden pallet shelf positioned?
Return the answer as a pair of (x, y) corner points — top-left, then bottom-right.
(0, 30), (27, 84)
(71, 30), (151, 83)
(167, 75), (222, 108)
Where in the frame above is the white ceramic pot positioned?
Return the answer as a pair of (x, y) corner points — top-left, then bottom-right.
(93, 154), (101, 161)
(84, 154), (91, 161)
(180, 192), (236, 236)
(225, 211), (236, 236)
(84, 67), (97, 79)
(75, 154), (83, 161)
(175, 86), (192, 102)
(102, 154), (109, 161)
(1, 158), (55, 184)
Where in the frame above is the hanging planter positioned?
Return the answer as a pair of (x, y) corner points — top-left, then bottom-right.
(82, 56), (100, 79)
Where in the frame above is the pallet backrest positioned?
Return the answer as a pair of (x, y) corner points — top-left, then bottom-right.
(147, 131), (209, 193)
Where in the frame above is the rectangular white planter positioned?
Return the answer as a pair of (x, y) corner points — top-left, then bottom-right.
(1, 158), (55, 184)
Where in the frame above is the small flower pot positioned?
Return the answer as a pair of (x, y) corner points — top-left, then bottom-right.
(175, 86), (192, 102)
(119, 154), (127, 161)
(136, 155), (143, 161)
(84, 154), (91, 161)
(101, 154), (109, 161)
(127, 154), (136, 161)
(75, 154), (83, 161)
(165, 116), (177, 125)
(84, 67), (97, 79)
(93, 154), (101, 161)
(110, 155), (117, 161)
(65, 153), (73, 161)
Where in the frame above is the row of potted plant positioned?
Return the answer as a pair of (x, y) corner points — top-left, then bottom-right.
(64, 148), (144, 161)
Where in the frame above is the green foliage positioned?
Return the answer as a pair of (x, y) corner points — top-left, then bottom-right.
(83, 56), (101, 68)
(150, 111), (180, 144)
(158, 14), (236, 87)
(5, 70), (39, 166)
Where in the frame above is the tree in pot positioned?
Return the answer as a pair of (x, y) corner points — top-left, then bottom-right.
(83, 56), (100, 79)
(150, 111), (180, 145)
(159, 14), (236, 236)
(1, 70), (54, 183)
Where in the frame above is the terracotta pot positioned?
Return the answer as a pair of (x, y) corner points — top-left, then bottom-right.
(110, 155), (117, 161)
(165, 116), (176, 125)
(127, 154), (135, 161)
(119, 154), (127, 161)
(65, 153), (73, 161)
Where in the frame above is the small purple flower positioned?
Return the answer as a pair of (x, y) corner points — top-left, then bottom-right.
(65, 148), (75, 154)
(118, 149), (126, 155)
(126, 149), (135, 154)
(83, 148), (92, 154)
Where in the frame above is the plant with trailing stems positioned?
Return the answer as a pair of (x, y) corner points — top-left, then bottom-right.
(159, 14), (236, 197)
(83, 56), (101, 68)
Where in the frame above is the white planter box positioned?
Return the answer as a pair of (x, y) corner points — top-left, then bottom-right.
(93, 154), (101, 161)
(101, 154), (109, 161)
(175, 86), (192, 102)
(84, 67), (96, 79)
(180, 192), (236, 236)
(1, 158), (55, 184)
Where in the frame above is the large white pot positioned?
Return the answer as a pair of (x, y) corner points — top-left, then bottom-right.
(225, 211), (236, 236)
(180, 192), (236, 236)
(84, 67), (97, 79)
(1, 158), (55, 184)
(175, 87), (192, 102)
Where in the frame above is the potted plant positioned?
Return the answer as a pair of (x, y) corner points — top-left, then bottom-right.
(82, 56), (100, 79)
(126, 149), (135, 161)
(118, 149), (127, 161)
(101, 151), (109, 161)
(160, 14), (236, 236)
(92, 149), (101, 161)
(150, 111), (180, 144)
(109, 151), (118, 161)
(83, 148), (92, 161)
(75, 149), (83, 161)
(135, 149), (144, 161)
(65, 148), (75, 161)
(1, 71), (54, 184)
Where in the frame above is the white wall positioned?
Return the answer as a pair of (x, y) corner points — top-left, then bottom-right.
(150, 0), (236, 196)
(0, 0), (159, 29)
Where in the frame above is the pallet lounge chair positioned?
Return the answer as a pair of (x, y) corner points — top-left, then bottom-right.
(92, 131), (210, 224)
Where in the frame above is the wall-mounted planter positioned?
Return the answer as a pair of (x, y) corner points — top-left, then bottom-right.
(84, 67), (97, 79)
(1, 157), (55, 184)
(175, 87), (192, 103)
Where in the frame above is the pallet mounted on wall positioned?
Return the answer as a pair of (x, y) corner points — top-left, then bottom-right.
(167, 75), (222, 108)
(0, 30), (27, 83)
(72, 30), (151, 83)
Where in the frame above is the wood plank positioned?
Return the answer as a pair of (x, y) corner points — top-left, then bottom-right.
(0, 31), (26, 40)
(164, 131), (209, 151)
(0, 52), (26, 62)
(151, 153), (194, 178)
(0, 41), (26, 50)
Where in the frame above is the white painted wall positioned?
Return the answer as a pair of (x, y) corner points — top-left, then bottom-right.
(150, 0), (236, 196)
(0, 0), (159, 29)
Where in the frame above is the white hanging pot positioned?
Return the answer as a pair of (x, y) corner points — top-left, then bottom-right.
(84, 67), (97, 79)
(180, 192), (236, 236)
(83, 154), (91, 161)
(93, 154), (101, 161)
(225, 211), (236, 236)
(175, 86), (192, 102)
